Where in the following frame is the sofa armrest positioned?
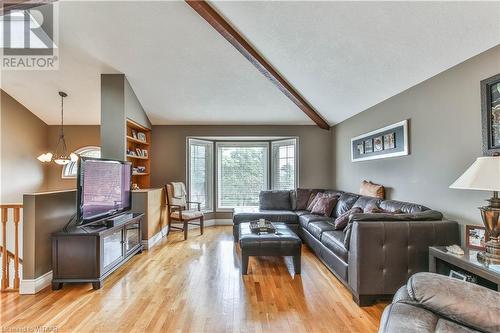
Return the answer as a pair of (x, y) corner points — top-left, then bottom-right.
(407, 272), (500, 333)
(347, 220), (459, 298)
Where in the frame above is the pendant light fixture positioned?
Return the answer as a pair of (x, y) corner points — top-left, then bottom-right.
(37, 91), (78, 165)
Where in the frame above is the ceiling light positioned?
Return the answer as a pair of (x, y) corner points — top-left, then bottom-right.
(37, 91), (78, 165)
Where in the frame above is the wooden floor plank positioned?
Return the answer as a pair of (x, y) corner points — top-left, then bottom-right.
(0, 226), (387, 332)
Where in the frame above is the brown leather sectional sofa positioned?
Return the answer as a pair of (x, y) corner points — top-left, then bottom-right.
(233, 189), (459, 306)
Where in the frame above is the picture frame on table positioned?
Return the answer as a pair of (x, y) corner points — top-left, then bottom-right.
(131, 129), (138, 139)
(465, 225), (489, 250)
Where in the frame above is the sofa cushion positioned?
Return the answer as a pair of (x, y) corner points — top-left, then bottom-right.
(259, 190), (292, 210)
(233, 208), (298, 225)
(352, 196), (382, 212)
(296, 188), (315, 210)
(311, 196), (339, 216)
(299, 214), (332, 229)
(334, 192), (360, 217)
(295, 210), (310, 216)
(321, 231), (348, 262)
(379, 200), (430, 214)
(306, 221), (336, 239)
(359, 180), (385, 199)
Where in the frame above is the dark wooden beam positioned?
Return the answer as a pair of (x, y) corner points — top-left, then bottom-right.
(186, 0), (329, 130)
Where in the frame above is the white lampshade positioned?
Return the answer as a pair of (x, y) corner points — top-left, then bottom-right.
(450, 156), (500, 192)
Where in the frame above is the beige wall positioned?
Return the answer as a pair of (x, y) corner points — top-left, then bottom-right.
(150, 125), (333, 189)
(46, 125), (100, 191)
(0, 90), (48, 203)
(332, 45), (500, 229)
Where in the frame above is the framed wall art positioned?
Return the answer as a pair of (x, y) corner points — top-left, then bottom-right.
(481, 73), (500, 155)
(351, 120), (409, 162)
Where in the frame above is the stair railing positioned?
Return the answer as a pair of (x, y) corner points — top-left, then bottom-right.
(1, 204), (22, 292)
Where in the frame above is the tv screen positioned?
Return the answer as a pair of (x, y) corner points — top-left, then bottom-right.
(77, 157), (132, 224)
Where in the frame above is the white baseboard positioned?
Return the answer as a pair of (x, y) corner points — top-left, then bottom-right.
(141, 225), (169, 250)
(20, 270), (52, 294)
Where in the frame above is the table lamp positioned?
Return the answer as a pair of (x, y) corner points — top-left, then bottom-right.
(450, 156), (500, 263)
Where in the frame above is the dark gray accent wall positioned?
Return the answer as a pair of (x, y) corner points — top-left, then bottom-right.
(332, 45), (500, 229)
(151, 125), (333, 189)
(100, 74), (151, 160)
(101, 74), (126, 160)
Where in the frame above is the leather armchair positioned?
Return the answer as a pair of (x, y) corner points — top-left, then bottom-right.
(379, 272), (500, 333)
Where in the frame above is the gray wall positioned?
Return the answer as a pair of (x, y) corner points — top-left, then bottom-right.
(1, 90), (48, 203)
(100, 74), (151, 160)
(332, 45), (500, 229)
(150, 125), (333, 189)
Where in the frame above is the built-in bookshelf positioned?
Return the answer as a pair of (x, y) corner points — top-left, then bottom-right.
(126, 119), (151, 189)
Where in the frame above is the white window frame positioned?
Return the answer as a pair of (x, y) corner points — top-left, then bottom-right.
(187, 138), (214, 212)
(61, 146), (101, 179)
(216, 141), (269, 211)
(271, 138), (299, 190)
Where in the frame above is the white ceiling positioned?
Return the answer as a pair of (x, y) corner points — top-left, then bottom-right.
(1, 1), (499, 126)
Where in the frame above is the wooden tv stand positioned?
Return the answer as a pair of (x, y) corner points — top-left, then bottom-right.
(51, 212), (144, 290)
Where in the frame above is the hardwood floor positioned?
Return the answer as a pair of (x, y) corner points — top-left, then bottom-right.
(0, 226), (387, 333)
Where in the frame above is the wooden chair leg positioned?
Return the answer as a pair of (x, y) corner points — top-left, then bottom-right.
(183, 221), (188, 240)
(167, 217), (172, 235)
(200, 216), (204, 235)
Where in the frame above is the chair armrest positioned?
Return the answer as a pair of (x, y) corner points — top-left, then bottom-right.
(347, 220), (459, 297)
(407, 272), (500, 333)
(186, 201), (201, 211)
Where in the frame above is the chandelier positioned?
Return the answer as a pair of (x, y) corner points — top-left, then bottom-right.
(37, 91), (78, 165)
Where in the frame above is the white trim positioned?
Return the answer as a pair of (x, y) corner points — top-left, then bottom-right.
(351, 119), (409, 162)
(20, 271), (53, 294)
(141, 225), (169, 250)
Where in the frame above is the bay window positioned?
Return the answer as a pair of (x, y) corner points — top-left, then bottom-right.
(187, 137), (297, 211)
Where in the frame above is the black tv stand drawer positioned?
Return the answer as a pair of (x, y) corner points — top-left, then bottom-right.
(52, 213), (144, 290)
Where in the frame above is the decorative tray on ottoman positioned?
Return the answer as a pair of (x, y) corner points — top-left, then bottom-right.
(249, 220), (276, 234)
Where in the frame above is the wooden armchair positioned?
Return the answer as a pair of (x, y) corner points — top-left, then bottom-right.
(165, 183), (204, 240)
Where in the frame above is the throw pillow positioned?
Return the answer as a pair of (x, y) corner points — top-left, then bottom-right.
(307, 192), (324, 211)
(360, 180), (385, 199)
(334, 207), (363, 230)
(311, 196), (339, 216)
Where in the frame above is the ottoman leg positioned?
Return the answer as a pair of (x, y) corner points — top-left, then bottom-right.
(293, 255), (301, 274)
(242, 253), (249, 275)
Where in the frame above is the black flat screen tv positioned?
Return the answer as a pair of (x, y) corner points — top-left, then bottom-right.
(76, 157), (132, 225)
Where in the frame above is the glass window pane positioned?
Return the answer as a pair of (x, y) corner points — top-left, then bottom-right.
(218, 144), (268, 208)
(272, 139), (297, 190)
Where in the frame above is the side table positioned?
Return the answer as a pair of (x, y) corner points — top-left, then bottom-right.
(429, 246), (500, 291)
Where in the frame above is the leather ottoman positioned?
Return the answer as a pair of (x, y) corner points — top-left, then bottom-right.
(239, 222), (302, 275)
